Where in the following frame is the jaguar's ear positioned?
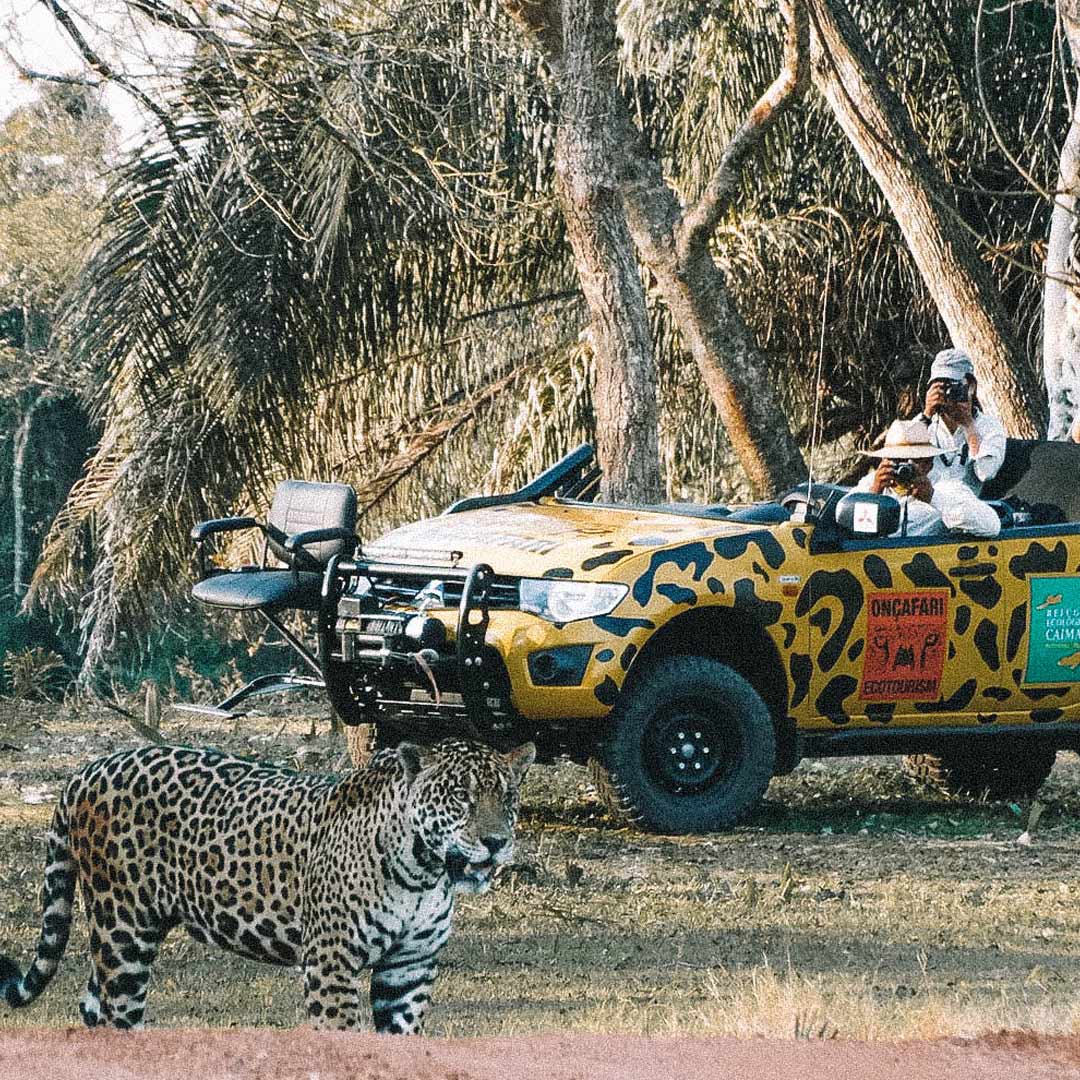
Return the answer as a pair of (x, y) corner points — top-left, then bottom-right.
(396, 742), (424, 785)
(504, 742), (536, 784)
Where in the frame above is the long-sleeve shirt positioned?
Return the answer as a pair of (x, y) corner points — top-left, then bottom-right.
(925, 411), (1007, 494)
(856, 473), (1001, 538)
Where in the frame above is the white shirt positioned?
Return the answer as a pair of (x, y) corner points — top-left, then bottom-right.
(926, 411), (1006, 494)
(856, 473), (1001, 538)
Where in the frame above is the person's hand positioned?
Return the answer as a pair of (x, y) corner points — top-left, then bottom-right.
(870, 459), (896, 494)
(924, 382), (947, 418)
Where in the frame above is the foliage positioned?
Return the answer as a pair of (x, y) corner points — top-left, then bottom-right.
(1, 646), (69, 700)
(25, 0), (1068, 675)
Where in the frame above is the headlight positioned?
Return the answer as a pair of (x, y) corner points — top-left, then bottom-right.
(519, 579), (628, 623)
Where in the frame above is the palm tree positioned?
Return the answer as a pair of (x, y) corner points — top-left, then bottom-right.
(29, 0), (1060, 677)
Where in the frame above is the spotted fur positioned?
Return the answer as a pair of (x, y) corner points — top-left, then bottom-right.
(0, 738), (534, 1032)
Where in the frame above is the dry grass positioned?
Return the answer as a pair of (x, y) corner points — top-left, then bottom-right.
(2, 700), (1080, 1038)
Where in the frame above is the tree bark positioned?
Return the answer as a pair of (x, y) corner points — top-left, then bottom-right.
(806, 0), (1045, 438)
(1045, 0), (1080, 440)
(554, 0), (661, 503)
(501, 0), (808, 499)
(13, 393), (45, 600)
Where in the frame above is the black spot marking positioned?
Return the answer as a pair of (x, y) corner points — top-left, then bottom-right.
(956, 546), (979, 561)
(593, 615), (655, 637)
(781, 622), (796, 649)
(973, 618), (1000, 672)
(866, 702), (895, 724)
(959, 575), (1002, 610)
(706, 577), (725, 594)
(948, 642), (956, 659)
(1032, 708), (1065, 723)
(792, 528), (808, 549)
(714, 532), (785, 570)
(976, 713), (998, 725)
(862, 555), (892, 589)
(1023, 687), (1069, 701)
(595, 649), (615, 663)
(1006, 603), (1027, 662)
(914, 678), (978, 714)
(809, 608), (832, 637)
(815, 675), (859, 726)
(594, 676), (619, 706)
(542, 567), (574, 579)
(581, 550), (634, 571)
(632, 543), (713, 606)
(751, 560), (770, 581)
(954, 605), (971, 635)
(794, 570), (864, 673)
(847, 639), (864, 662)
(656, 582), (697, 606)
(900, 553), (955, 596)
(1009, 541), (1068, 580)
(620, 644), (637, 671)
(789, 654), (812, 709)
(982, 687), (1011, 702)
(732, 578), (783, 627)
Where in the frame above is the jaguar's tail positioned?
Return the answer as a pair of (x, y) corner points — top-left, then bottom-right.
(1, 803), (76, 1009)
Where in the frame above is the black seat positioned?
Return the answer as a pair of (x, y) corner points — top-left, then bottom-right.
(187, 480), (357, 717)
(982, 440), (1080, 524)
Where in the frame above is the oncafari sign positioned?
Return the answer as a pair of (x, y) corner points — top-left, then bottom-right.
(1025, 575), (1080, 683)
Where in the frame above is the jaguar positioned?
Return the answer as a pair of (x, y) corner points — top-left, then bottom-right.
(0, 737), (534, 1032)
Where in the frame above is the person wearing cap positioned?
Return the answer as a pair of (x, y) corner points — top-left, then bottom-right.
(858, 419), (1001, 538)
(915, 348), (1006, 494)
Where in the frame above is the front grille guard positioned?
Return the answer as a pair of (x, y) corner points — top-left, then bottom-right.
(319, 555), (506, 733)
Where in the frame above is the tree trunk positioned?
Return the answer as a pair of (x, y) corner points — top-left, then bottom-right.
(806, 0), (1045, 438)
(1045, 0), (1080, 440)
(13, 394), (45, 601)
(500, 0), (808, 500)
(552, 0), (661, 503)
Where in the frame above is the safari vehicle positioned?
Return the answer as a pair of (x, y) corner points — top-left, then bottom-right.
(193, 441), (1080, 834)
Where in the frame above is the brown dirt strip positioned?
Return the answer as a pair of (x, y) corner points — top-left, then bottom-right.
(2, 1029), (1080, 1080)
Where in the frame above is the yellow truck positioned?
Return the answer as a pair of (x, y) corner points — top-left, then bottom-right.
(320, 441), (1080, 833)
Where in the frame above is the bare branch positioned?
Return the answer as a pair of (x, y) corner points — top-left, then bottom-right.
(0, 42), (102, 86)
(36, 0), (187, 155)
(678, 0), (809, 255)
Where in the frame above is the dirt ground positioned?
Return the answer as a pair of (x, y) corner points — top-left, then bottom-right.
(1, 1027), (1080, 1080)
(4, 697), (1080, 1077)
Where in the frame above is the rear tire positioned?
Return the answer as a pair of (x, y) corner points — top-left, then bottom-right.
(592, 655), (776, 834)
(904, 741), (1057, 800)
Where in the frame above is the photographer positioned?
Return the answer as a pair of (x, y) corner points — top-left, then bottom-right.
(916, 349), (1006, 494)
(859, 419), (1000, 538)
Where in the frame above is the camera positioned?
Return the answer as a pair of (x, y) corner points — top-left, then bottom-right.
(892, 460), (917, 484)
(942, 379), (968, 404)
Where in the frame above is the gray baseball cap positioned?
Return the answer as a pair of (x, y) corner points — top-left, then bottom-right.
(929, 348), (975, 383)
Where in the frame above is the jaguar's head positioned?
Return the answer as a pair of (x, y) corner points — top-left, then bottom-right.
(398, 738), (535, 894)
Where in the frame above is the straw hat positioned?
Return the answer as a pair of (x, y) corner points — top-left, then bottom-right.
(865, 419), (947, 460)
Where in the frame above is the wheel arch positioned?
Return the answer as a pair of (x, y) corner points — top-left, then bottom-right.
(621, 605), (797, 771)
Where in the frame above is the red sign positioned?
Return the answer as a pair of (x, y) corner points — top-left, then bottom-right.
(860, 590), (950, 702)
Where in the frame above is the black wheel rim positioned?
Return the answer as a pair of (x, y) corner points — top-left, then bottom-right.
(642, 700), (741, 794)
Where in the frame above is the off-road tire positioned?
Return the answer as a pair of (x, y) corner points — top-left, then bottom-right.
(904, 741), (1057, 800)
(593, 655), (776, 834)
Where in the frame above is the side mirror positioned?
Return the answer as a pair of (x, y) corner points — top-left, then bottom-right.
(835, 492), (901, 538)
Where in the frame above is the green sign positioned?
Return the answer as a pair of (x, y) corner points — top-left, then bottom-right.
(1026, 575), (1080, 684)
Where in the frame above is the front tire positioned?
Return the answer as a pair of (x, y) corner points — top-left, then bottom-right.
(592, 655), (776, 834)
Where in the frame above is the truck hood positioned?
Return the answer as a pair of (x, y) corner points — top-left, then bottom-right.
(363, 501), (766, 579)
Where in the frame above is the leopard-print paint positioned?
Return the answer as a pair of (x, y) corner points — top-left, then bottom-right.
(0, 739), (533, 1032)
(370, 504), (1080, 731)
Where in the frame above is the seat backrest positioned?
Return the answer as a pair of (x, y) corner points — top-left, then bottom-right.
(982, 439), (1080, 523)
(266, 480), (357, 569)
